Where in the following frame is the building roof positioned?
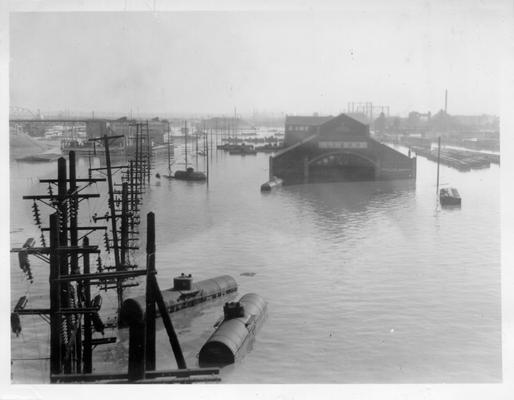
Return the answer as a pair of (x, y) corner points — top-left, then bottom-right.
(273, 134), (318, 157)
(344, 113), (370, 125)
(285, 115), (334, 126)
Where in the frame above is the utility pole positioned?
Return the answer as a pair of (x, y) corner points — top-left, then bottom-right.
(436, 136), (441, 197)
(184, 120), (188, 168)
(146, 120), (151, 183)
(16, 153), (106, 377)
(88, 134), (125, 313)
(205, 131), (209, 185)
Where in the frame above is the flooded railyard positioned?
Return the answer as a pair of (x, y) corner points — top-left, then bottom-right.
(10, 134), (501, 383)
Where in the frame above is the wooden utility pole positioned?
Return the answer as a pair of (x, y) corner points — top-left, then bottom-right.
(120, 182), (129, 267)
(89, 134), (125, 313)
(135, 125), (140, 190)
(205, 132), (209, 185)
(436, 136), (441, 197)
(195, 130), (199, 169)
(49, 212), (61, 379)
(146, 120), (151, 183)
(82, 236), (92, 373)
(184, 120), (188, 168)
(167, 122), (172, 176)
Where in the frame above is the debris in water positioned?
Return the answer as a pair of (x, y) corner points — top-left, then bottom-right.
(240, 272), (256, 277)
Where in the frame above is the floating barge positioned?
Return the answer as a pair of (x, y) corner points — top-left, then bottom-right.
(255, 143), (284, 153)
(228, 144), (257, 155)
(411, 146), (492, 171)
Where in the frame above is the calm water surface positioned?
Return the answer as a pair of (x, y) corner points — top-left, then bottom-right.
(10, 142), (501, 383)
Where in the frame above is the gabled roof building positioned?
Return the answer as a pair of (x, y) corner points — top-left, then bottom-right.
(270, 113), (416, 185)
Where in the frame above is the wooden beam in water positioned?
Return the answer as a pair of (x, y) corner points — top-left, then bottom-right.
(51, 367), (220, 383)
(54, 269), (147, 282)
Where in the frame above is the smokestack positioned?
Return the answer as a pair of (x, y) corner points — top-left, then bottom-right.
(444, 89), (448, 114)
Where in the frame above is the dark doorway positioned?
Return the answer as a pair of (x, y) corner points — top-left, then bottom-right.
(308, 153), (375, 183)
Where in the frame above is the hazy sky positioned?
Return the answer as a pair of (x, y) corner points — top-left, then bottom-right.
(9, 2), (509, 116)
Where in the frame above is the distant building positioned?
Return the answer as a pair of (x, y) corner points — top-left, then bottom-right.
(85, 118), (168, 149)
(85, 120), (109, 139)
(147, 118), (168, 145)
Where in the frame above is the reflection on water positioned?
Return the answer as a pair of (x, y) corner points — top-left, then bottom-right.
(10, 149), (500, 383)
(280, 180), (416, 238)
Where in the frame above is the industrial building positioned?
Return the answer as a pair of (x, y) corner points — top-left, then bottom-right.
(270, 114), (416, 185)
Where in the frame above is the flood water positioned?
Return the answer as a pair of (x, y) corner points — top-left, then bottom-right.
(10, 140), (501, 383)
